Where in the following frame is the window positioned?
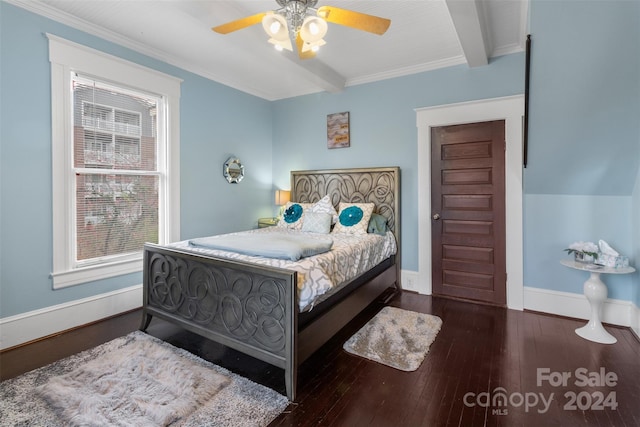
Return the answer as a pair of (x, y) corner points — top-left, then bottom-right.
(49, 34), (181, 289)
(75, 79), (155, 264)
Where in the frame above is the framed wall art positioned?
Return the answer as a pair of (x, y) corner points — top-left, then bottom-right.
(327, 111), (350, 149)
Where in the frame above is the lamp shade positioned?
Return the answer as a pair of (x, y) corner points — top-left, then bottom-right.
(300, 16), (328, 43)
(262, 13), (289, 41)
(263, 13), (293, 51)
(275, 190), (291, 205)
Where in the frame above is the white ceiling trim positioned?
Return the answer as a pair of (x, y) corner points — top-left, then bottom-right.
(6, 0), (348, 99)
(6, 0), (278, 99)
(7, 0), (528, 101)
(519, 0), (531, 50)
(492, 43), (525, 59)
(347, 55), (468, 88)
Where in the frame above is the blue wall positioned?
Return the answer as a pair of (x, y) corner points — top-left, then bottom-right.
(0, 3), (273, 317)
(521, 0), (640, 300)
(524, 194), (633, 298)
(525, 0), (640, 195)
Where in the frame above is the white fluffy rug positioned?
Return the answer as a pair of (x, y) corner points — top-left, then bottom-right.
(0, 331), (289, 426)
(343, 306), (443, 371)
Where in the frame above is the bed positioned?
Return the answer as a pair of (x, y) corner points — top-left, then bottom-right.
(140, 167), (401, 401)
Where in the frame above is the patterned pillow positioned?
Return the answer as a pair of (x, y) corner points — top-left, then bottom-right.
(301, 212), (332, 234)
(277, 202), (311, 230)
(332, 202), (375, 235)
(309, 195), (339, 224)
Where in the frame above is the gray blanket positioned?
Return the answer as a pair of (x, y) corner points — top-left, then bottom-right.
(189, 233), (333, 261)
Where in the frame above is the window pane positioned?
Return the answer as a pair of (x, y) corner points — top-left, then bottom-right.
(73, 78), (155, 171)
(76, 174), (159, 262)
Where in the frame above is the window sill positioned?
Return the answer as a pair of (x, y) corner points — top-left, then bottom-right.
(52, 257), (142, 289)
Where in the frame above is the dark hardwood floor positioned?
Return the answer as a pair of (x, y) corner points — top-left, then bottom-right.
(2, 292), (639, 426)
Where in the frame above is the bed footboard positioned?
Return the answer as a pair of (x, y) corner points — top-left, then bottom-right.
(140, 243), (299, 399)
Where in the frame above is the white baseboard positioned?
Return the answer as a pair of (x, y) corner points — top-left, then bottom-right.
(0, 284), (142, 350)
(394, 280), (639, 337)
(631, 303), (640, 340)
(4, 283), (632, 350)
(523, 286), (633, 327)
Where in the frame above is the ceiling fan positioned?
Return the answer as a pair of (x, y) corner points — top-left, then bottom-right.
(212, 0), (391, 59)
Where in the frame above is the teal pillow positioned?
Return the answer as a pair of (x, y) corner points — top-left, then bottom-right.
(367, 213), (388, 236)
(277, 202), (311, 230)
(332, 202), (374, 235)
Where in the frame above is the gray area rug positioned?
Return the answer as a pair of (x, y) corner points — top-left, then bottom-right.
(0, 331), (289, 426)
(343, 306), (443, 371)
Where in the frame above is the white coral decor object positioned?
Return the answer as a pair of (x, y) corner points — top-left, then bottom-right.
(568, 241), (598, 253)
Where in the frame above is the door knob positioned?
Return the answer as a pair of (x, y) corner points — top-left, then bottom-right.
(433, 213), (440, 220)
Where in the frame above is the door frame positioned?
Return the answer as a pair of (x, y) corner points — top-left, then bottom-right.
(416, 95), (524, 310)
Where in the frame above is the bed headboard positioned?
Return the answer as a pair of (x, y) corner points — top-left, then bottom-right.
(290, 167), (400, 238)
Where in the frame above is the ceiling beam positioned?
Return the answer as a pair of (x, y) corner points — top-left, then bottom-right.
(280, 51), (346, 93)
(445, 0), (490, 67)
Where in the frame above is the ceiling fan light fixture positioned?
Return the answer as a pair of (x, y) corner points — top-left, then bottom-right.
(262, 13), (289, 41)
(300, 15), (327, 43)
(213, 1), (390, 60)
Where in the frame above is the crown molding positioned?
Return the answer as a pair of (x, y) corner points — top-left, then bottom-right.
(6, 0), (527, 101)
(347, 56), (467, 87)
(5, 0), (277, 100)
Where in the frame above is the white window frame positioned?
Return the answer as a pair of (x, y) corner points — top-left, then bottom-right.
(48, 34), (181, 289)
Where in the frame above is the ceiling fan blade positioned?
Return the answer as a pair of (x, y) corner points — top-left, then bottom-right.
(212, 12), (267, 34)
(317, 6), (390, 35)
(296, 33), (316, 60)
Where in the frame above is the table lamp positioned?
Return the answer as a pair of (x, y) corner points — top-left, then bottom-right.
(275, 190), (291, 217)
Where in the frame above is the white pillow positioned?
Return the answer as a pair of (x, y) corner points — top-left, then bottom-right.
(309, 195), (338, 224)
(302, 212), (332, 234)
(277, 202), (311, 230)
(332, 202), (375, 235)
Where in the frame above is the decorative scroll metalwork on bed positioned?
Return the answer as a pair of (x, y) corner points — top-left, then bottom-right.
(140, 167), (400, 401)
(292, 169), (397, 232)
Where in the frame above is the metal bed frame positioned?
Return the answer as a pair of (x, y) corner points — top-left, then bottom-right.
(140, 167), (401, 400)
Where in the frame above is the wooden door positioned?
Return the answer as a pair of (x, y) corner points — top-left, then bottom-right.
(431, 120), (506, 305)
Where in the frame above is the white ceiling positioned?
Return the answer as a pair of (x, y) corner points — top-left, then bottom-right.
(11, 0), (529, 101)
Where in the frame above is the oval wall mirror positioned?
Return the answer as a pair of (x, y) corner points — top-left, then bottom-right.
(223, 156), (245, 184)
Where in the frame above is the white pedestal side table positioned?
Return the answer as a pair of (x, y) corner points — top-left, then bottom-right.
(560, 259), (635, 344)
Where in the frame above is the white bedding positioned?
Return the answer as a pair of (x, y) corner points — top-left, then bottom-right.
(169, 227), (397, 312)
